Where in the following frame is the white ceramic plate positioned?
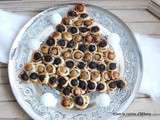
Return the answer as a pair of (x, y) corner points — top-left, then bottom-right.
(8, 3), (142, 120)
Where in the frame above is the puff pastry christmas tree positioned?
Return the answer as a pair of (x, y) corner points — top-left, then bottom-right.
(19, 4), (127, 110)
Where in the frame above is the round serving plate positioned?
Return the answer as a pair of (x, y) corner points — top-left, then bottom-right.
(8, 3), (142, 120)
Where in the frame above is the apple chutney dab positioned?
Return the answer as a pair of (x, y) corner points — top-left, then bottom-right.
(19, 3), (127, 110)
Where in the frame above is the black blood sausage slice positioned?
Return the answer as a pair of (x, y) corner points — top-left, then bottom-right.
(58, 76), (67, 86)
(74, 96), (84, 106)
(67, 40), (76, 48)
(108, 81), (117, 89)
(66, 60), (74, 68)
(80, 13), (88, 19)
(68, 27), (78, 34)
(91, 26), (100, 33)
(20, 71), (29, 81)
(56, 24), (65, 33)
(87, 81), (96, 90)
(57, 39), (66, 47)
(98, 39), (107, 47)
(88, 61), (98, 69)
(79, 27), (88, 33)
(97, 64), (106, 72)
(96, 83), (105, 91)
(78, 44), (88, 52)
(116, 80), (125, 89)
(33, 52), (42, 62)
(44, 54), (52, 63)
(53, 57), (61, 65)
(39, 75), (46, 82)
(30, 72), (38, 80)
(88, 44), (96, 52)
(70, 79), (79, 87)
(67, 10), (78, 17)
(109, 63), (117, 70)
(77, 62), (86, 69)
(62, 86), (72, 96)
(78, 80), (87, 90)
(46, 37), (55, 46)
(49, 76), (57, 85)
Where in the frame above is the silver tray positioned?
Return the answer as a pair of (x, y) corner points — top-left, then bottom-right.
(8, 3), (142, 120)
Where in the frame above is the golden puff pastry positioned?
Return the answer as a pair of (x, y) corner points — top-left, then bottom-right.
(40, 44), (50, 54)
(24, 62), (35, 72)
(45, 64), (56, 75)
(49, 46), (62, 56)
(62, 32), (72, 41)
(73, 34), (82, 42)
(57, 65), (70, 76)
(62, 48), (73, 60)
(94, 52), (103, 61)
(79, 70), (90, 81)
(61, 97), (74, 109)
(72, 87), (83, 96)
(36, 63), (46, 74)
(90, 70), (101, 82)
(51, 31), (62, 40)
(73, 50), (84, 61)
(74, 3), (86, 13)
(69, 68), (81, 79)
(83, 51), (92, 62)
